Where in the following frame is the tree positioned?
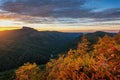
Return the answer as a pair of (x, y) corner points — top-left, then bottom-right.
(94, 34), (117, 58)
(77, 35), (90, 55)
(15, 62), (39, 80)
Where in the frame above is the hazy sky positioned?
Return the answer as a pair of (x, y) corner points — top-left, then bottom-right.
(0, 0), (120, 32)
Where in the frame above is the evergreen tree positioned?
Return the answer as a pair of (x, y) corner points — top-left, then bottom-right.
(77, 35), (90, 55)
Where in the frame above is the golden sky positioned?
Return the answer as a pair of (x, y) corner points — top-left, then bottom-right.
(0, 0), (120, 32)
(0, 12), (119, 32)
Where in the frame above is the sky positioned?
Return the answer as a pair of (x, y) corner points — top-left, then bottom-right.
(0, 0), (120, 32)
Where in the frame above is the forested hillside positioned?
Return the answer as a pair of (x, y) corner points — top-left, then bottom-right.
(12, 32), (120, 80)
(0, 27), (81, 71)
(65, 31), (116, 49)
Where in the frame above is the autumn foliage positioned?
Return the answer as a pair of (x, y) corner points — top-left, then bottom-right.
(15, 33), (120, 80)
(16, 63), (39, 80)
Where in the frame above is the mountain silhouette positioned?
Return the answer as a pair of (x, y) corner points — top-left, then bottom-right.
(66, 31), (116, 49)
(0, 27), (81, 71)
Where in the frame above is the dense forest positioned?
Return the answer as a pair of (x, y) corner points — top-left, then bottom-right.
(0, 27), (116, 72)
(1, 31), (120, 80)
(0, 27), (81, 71)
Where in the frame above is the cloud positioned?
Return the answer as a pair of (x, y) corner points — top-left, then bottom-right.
(1, 0), (120, 18)
(1, 0), (90, 17)
(0, 0), (120, 25)
(92, 8), (120, 18)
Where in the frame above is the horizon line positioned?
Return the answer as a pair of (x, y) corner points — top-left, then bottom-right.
(0, 26), (119, 33)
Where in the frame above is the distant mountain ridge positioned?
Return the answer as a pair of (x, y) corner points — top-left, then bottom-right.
(0, 27), (117, 71)
(0, 27), (81, 71)
(66, 31), (116, 49)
